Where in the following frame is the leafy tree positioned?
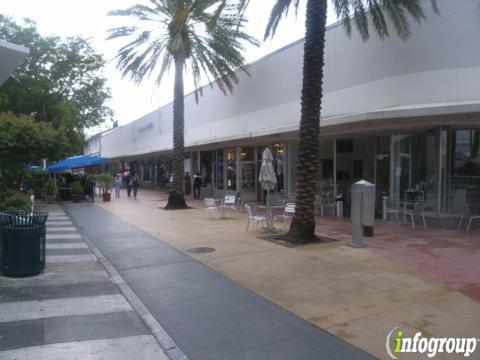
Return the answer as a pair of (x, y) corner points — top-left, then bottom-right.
(0, 15), (113, 154)
(240, 0), (438, 243)
(108, 0), (257, 209)
(0, 112), (68, 185)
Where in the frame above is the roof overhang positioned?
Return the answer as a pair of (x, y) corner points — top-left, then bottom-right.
(0, 40), (29, 86)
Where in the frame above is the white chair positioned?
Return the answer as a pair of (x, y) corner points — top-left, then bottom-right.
(223, 194), (237, 218)
(274, 202), (296, 230)
(245, 203), (267, 232)
(458, 204), (480, 233)
(204, 198), (220, 219)
(384, 197), (401, 224)
(403, 202), (426, 229)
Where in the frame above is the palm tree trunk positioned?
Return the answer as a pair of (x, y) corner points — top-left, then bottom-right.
(165, 55), (188, 209)
(286, 0), (328, 243)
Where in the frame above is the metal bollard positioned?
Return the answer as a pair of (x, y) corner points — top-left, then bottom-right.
(348, 180), (376, 248)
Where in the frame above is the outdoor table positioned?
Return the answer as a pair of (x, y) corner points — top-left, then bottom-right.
(256, 205), (285, 231)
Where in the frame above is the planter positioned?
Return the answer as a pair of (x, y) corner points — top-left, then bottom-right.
(72, 194), (82, 203)
(102, 193), (111, 202)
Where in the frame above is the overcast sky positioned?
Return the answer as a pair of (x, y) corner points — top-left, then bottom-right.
(0, 0), (336, 134)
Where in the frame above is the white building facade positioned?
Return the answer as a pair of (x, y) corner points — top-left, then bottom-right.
(101, 0), (480, 224)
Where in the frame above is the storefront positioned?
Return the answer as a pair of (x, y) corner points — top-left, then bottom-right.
(282, 126), (480, 219)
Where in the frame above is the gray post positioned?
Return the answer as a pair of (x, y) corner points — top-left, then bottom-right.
(348, 180), (376, 248)
(349, 191), (364, 248)
(30, 194), (35, 212)
(382, 195), (388, 221)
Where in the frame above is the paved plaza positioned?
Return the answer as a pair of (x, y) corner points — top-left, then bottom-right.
(0, 200), (373, 360)
(95, 189), (480, 359)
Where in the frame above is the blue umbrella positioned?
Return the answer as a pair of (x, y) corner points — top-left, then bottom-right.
(48, 156), (108, 173)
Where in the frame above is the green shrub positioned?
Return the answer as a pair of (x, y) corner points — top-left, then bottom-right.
(96, 173), (113, 193)
(22, 170), (50, 195)
(71, 181), (83, 195)
(44, 177), (58, 196)
(0, 189), (30, 211)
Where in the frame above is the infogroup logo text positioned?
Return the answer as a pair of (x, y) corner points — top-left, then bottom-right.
(386, 327), (479, 359)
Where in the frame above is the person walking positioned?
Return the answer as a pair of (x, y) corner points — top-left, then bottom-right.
(114, 174), (122, 198)
(131, 173), (139, 200)
(124, 172), (132, 197)
(193, 171), (202, 200)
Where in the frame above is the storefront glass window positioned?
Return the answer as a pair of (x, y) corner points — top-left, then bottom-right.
(447, 129), (480, 213)
(216, 149), (224, 190)
(392, 130), (440, 212)
(200, 151), (213, 188)
(240, 147), (254, 161)
(240, 147), (255, 194)
(225, 148), (236, 191)
(316, 139), (334, 195)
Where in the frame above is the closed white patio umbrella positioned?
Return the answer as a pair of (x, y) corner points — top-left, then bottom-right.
(259, 148), (277, 231)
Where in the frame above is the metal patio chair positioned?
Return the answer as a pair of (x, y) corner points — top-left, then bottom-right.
(274, 202), (296, 230)
(204, 198), (220, 219)
(403, 201), (426, 229)
(384, 197), (402, 224)
(458, 204), (480, 233)
(245, 203), (267, 232)
(222, 194), (237, 218)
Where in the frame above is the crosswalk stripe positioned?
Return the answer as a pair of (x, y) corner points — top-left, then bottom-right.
(47, 234), (82, 240)
(46, 243), (88, 250)
(47, 227), (76, 232)
(0, 294), (132, 323)
(46, 221), (73, 226)
(46, 255), (96, 263)
(0, 335), (167, 360)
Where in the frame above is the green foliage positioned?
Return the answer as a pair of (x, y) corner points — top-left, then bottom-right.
(44, 177), (58, 196)
(0, 112), (68, 183)
(70, 181), (83, 195)
(96, 172), (113, 193)
(0, 189), (30, 211)
(107, 0), (258, 101)
(22, 169), (50, 192)
(0, 15), (113, 155)
(261, 0), (439, 40)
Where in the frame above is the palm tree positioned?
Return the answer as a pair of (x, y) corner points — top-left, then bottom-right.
(239, 0), (438, 243)
(108, 0), (257, 209)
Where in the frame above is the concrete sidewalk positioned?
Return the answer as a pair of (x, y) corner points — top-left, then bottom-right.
(66, 202), (374, 360)
(95, 189), (480, 359)
(0, 203), (168, 360)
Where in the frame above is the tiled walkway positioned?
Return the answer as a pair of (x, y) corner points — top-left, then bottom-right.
(314, 217), (480, 302)
(0, 204), (168, 360)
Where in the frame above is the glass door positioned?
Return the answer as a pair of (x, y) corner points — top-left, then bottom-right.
(393, 134), (412, 206)
(375, 136), (391, 216)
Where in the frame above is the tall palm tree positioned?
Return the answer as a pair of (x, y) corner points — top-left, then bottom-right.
(240, 0), (437, 243)
(108, 0), (256, 209)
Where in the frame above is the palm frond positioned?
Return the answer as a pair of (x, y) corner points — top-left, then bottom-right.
(107, 0), (257, 102)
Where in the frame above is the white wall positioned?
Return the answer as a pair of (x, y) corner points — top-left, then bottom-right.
(102, 0), (480, 159)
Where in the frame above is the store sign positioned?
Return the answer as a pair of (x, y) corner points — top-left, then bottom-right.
(72, 168), (85, 175)
(138, 122), (154, 133)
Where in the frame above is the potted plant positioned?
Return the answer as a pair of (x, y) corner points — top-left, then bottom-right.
(71, 181), (83, 203)
(44, 177), (58, 204)
(96, 172), (113, 202)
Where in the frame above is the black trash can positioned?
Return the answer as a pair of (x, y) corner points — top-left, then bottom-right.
(0, 211), (48, 277)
